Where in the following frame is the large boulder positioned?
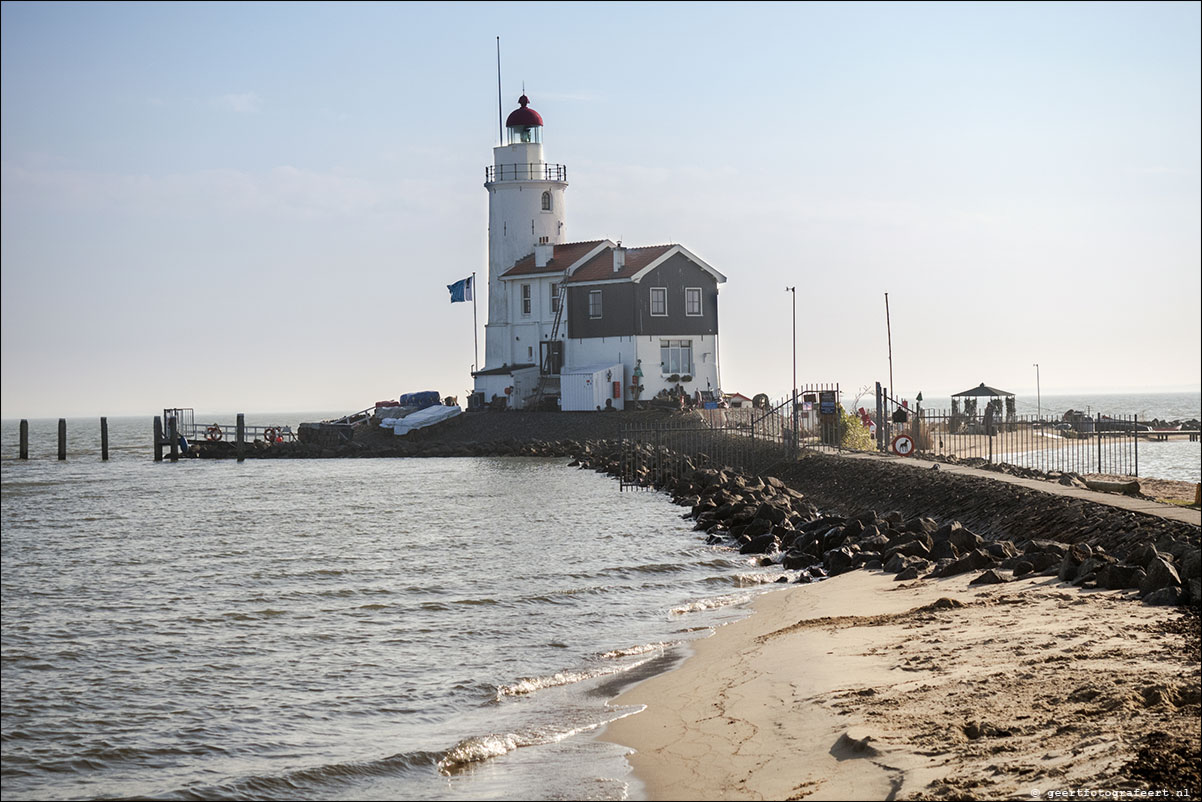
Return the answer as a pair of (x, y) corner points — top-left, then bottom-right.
(824, 545), (858, 576)
(969, 569), (1009, 586)
(949, 528), (984, 553)
(740, 533), (779, 555)
(1143, 586), (1182, 606)
(1024, 539), (1068, 557)
(1140, 555), (1182, 597)
(932, 548), (996, 578)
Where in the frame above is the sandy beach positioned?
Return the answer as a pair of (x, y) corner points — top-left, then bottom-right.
(604, 571), (1200, 800)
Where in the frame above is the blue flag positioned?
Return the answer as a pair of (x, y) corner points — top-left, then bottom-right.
(448, 276), (473, 303)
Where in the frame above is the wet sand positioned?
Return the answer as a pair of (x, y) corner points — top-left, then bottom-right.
(604, 571), (1200, 800)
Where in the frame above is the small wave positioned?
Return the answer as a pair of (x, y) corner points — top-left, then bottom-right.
(496, 669), (598, 698)
(669, 592), (753, 615)
(437, 716), (621, 774)
(599, 641), (676, 659)
(436, 732), (520, 771)
(495, 654), (657, 699)
(731, 573), (783, 586)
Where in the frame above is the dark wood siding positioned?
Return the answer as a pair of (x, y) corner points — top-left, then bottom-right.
(634, 253), (718, 336)
(566, 283), (636, 339)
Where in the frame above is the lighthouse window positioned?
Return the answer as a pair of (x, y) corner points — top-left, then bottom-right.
(541, 191), (552, 211)
(521, 284), (532, 316)
(650, 287), (667, 316)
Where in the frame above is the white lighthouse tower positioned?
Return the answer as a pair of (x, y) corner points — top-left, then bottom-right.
(479, 95), (568, 385)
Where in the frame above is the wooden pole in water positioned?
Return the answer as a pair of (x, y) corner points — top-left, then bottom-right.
(236, 413), (245, 462)
(58, 418), (67, 461)
(168, 416), (179, 463)
(154, 416), (164, 462)
(20, 419), (29, 459)
(101, 417), (109, 461)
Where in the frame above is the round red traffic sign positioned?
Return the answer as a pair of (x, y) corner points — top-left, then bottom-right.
(891, 434), (915, 456)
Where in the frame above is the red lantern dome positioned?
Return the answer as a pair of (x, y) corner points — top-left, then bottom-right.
(505, 95), (543, 128)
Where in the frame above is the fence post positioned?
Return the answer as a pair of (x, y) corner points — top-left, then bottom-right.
(1097, 423), (1102, 474)
(236, 413), (246, 463)
(58, 418), (67, 461)
(1134, 414), (1138, 477)
(879, 382), (889, 452)
(20, 419), (29, 459)
(168, 416), (179, 463)
(153, 416), (164, 462)
(101, 417), (109, 461)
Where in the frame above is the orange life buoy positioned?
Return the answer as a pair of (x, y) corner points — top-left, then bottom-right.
(206, 425), (223, 442)
(263, 427), (279, 443)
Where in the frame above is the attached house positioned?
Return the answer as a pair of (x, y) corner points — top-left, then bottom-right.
(498, 239), (726, 405)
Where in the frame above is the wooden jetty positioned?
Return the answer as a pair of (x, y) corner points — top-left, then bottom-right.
(154, 408), (295, 462)
(1136, 430), (1200, 442)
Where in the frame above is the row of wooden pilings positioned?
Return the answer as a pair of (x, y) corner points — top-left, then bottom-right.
(16, 418), (110, 460)
(153, 413), (249, 462)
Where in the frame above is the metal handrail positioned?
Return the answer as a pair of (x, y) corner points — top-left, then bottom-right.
(485, 163), (567, 183)
(184, 423), (295, 442)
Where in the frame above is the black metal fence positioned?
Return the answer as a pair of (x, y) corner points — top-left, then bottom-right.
(619, 382), (1143, 487)
(879, 407), (1141, 476)
(619, 395), (800, 490)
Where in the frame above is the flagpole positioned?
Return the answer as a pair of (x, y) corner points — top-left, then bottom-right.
(472, 272), (479, 372)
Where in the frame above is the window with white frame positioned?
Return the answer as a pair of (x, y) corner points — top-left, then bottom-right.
(650, 287), (667, 316)
(659, 340), (693, 375)
(588, 290), (602, 318)
(685, 287), (702, 316)
(521, 284), (532, 316)
(550, 282), (560, 315)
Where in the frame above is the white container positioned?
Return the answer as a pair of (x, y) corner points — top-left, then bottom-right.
(560, 364), (624, 412)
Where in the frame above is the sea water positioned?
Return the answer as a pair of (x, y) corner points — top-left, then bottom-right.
(1, 418), (784, 801)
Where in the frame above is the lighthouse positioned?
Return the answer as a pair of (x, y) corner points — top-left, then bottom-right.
(482, 95), (568, 373)
(472, 94), (727, 411)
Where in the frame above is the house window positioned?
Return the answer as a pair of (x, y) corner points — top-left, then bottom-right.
(521, 284), (532, 316)
(685, 287), (702, 316)
(650, 287), (667, 316)
(660, 340), (694, 375)
(588, 290), (603, 319)
(541, 191), (552, 211)
(550, 282), (560, 315)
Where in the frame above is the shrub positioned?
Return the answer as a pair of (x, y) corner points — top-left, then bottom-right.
(838, 404), (876, 451)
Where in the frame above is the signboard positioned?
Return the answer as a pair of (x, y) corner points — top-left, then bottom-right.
(891, 434), (915, 456)
(818, 390), (837, 416)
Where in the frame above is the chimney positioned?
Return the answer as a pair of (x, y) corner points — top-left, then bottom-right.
(534, 242), (554, 268)
(613, 244), (626, 274)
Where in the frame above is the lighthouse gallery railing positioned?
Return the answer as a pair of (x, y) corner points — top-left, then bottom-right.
(485, 163), (568, 182)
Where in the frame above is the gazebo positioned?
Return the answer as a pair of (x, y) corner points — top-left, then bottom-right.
(951, 382), (1016, 432)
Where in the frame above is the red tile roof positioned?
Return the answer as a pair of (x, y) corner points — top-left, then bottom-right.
(502, 240), (608, 278)
(565, 244), (676, 283)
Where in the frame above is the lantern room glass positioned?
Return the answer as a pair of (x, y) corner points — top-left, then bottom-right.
(507, 125), (542, 144)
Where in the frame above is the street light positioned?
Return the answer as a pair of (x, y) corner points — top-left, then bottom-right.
(1033, 363), (1041, 422)
(786, 287), (796, 398)
(787, 286), (797, 455)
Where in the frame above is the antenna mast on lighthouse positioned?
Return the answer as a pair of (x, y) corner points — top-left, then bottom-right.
(496, 37), (503, 144)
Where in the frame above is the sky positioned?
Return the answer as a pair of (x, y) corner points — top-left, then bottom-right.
(2, 1), (1199, 418)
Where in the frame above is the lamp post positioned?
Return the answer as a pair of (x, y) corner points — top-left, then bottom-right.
(787, 286), (797, 455)
(1033, 363), (1041, 422)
